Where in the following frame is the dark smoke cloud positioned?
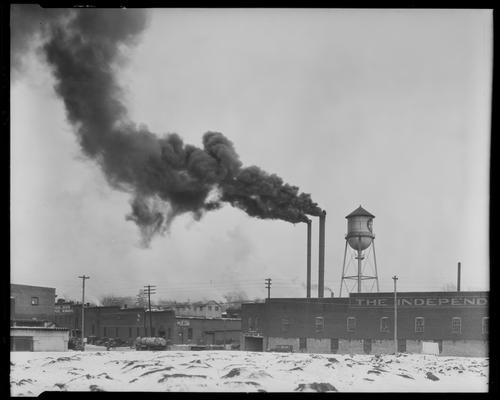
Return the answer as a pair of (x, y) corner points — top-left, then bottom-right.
(10, 5), (66, 78)
(22, 7), (322, 245)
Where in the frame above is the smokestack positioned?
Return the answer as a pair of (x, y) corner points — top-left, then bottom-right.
(306, 219), (312, 298)
(318, 210), (326, 298)
(457, 262), (461, 292)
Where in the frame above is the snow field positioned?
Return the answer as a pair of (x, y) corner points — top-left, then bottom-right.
(10, 350), (488, 395)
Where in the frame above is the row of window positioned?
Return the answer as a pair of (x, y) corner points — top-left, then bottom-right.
(278, 316), (489, 334)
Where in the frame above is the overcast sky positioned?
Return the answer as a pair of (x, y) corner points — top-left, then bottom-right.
(11, 8), (491, 304)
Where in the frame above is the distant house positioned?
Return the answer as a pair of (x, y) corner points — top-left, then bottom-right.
(10, 284), (69, 351)
(161, 300), (224, 319)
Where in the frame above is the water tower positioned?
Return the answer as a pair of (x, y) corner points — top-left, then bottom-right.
(339, 205), (379, 296)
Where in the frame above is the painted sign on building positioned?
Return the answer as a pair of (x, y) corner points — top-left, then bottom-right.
(176, 320), (190, 327)
(350, 295), (488, 308)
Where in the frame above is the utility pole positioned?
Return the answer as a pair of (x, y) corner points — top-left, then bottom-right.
(78, 275), (90, 350)
(265, 278), (272, 300)
(392, 275), (398, 355)
(144, 285), (156, 337)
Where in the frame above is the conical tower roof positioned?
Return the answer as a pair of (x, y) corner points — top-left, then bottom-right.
(345, 205), (375, 219)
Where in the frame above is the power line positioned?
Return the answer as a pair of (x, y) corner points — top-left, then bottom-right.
(78, 275), (90, 349)
(143, 285), (156, 336)
(265, 278), (272, 300)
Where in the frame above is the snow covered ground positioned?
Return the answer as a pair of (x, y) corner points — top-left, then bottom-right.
(10, 350), (488, 395)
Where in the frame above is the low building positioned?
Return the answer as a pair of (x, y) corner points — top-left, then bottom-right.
(241, 291), (488, 357)
(55, 303), (241, 347)
(11, 284), (69, 351)
(174, 316), (241, 346)
(11, 327), (69, 351)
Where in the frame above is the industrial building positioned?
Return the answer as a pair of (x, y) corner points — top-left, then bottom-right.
(10, 284), (69, 351)
(241, 205), (489, 357)
(54, 303), (241, 347)
(241, 291), (488, 356)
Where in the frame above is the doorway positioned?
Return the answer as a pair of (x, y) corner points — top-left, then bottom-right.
(244, 336), (264, 351)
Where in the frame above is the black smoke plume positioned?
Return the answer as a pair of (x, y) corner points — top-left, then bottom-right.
(16, 7), (322, 245)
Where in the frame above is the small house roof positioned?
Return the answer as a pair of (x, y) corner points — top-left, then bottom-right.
(345, 205), (375, 219)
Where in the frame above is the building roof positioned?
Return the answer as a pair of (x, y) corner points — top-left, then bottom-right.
(345, 205), (375, 219)
(11, 326), (69, 331)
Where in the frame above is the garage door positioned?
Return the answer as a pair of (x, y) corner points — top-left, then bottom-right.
(244, 336), (263, 351)
(11, 336), (34, 351)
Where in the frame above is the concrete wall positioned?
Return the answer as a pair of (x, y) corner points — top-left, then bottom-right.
(371, 339), (396, 354)
(261, 336), (488, 357)
(267, 337), (300, 352)
(441, 340), (488, 357)
(338, 339), (364, 354)
(11, 328), (69, 351)
(11, 284), (56, 322)
(306, 338), (331, 353)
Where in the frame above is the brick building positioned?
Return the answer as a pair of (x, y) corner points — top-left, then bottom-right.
(55, 304), (241, 347)
(11, 284), (56, 322)
(241, 291), (488, 356)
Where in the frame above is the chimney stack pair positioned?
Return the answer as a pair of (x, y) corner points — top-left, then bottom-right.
(306, 210), (326, 298)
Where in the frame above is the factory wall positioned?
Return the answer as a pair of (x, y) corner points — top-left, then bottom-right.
(241, 291), (488, 357)
(11, 284), (56, 322)
(173, 317), (241, 346)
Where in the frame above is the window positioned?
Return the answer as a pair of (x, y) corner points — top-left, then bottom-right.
(248, 317), (253, 331)
(451, 317), (462, 334)
(115, 327), (119, 337)
(103, 327), (107, 337)
(282, 318), (290, 333)
(31, 297), (39, 306)
(254, 317), (259, 330)
(137, 327), (140, 337)
(208, 306), (212, 311)
(215, 306), (219, 311)
(129, 327), (132, 338)
(380, 317), (390, 333)
(415, 317), (425, 333)
(92, 324), (95, 335)
(167, 327), (171, 339)
(151, 327), (155, 337)
(299, 337), (307, 350)
(482, 317), (489, 334)
(347, 317), (356, 332)
(315, 317), (324, 333)
(188, 328), (193, 340)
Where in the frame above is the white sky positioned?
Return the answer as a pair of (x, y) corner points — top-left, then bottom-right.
(10, 8), (491, 304)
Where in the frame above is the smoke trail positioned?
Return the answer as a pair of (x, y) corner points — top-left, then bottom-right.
(18, 7), (322, 244)
(10, 5), (66, 78)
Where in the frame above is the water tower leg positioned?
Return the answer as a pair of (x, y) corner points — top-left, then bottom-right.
(372, 239), (380, 292)
(339, 240), (348, 297)
(357, 237), (362, 293)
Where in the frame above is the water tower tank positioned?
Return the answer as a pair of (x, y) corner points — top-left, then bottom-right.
(346, 205), (375, 251)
